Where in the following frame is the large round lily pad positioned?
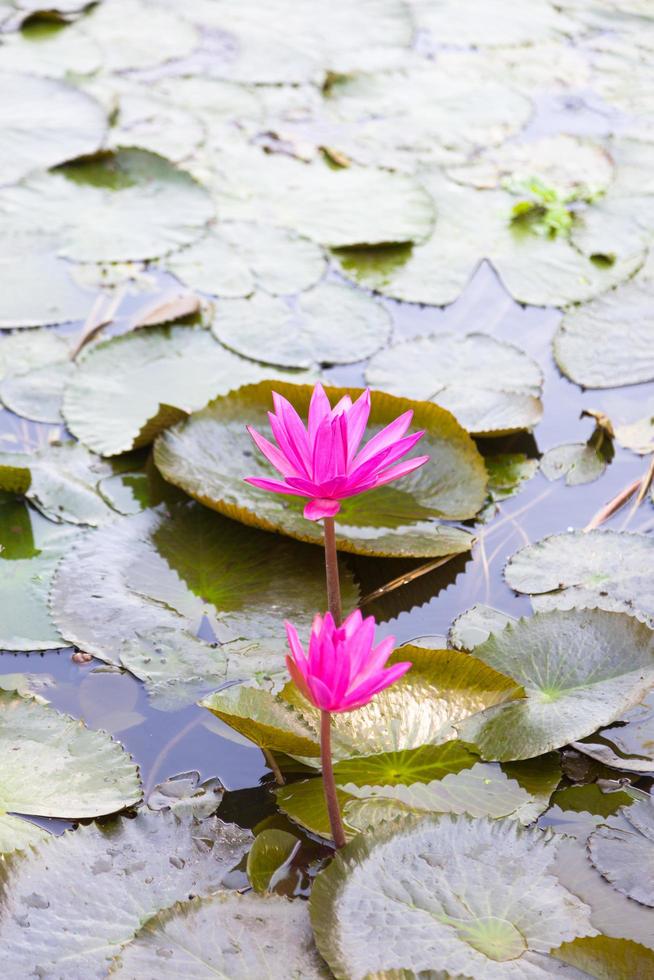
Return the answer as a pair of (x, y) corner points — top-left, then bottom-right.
(365, 332), (543, 436)
(310, 815), (595, 979)
(554, 278), (654, 387)
(0, 71), (105, 185)
(51, 500), (358, 672)
(458, 609), (654, 760)
(62, 325), (309, 457)
(0, 149), (214, 263)
(0, 689), (140, 826)
(504, 530), (654, 625)
(110, 892), (327, 978)
(166, 222), (326, 298)
(154, 380), (487, 558)
(0, 809), (251, 977)
(211, 284), (392, 369)
(334, 170), (644, 307)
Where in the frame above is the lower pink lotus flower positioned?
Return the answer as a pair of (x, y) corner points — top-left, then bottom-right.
(285, 609), (411, 713)
(245, 383), (429, 521)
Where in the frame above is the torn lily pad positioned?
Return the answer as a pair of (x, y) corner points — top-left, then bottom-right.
(153, 380), (486, 559)
(365, 332), (543, 436)
(0, 503), (79, 650)
(110, 892), (326, 978)
(148, 771), (224, 819)
(0, 149), (214, 263)
(0, 809), (251, 977)
(51, 501), (358, 668)
(554, 277), (654, 387)
(211, 283), (391, 369)
(0, 690), (140, 830)
(310, 815), (596, 979)
(588, 797), (654, 906)
(62, 325), (308, 456)
(504, 529), (654, 625)
(335, 171), (644, 307)
(458, 609), (654, 761)
(0, 71), (105, 185)
(166, 222), (326, 298)
(0, 443), (116, 525)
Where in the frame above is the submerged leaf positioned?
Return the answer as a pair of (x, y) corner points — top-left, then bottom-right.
(154, 380), (486, 558)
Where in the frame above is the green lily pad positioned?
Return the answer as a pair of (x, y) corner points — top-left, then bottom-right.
(276, 778), (354, 840)
(458, 609), (654, 761)
(62, 325), (310, 456)
(411, 0), (578, 47)
(0, 443), (116, 525)
(0, 149), (214, 263)
(211, 283), (392, 369)
(208, 146), (434, 248)
(82, 0), (198, 70)
(553, 936), (654, 979)
(540, 441), (610, 486)
(246, 828), (300, 893)
(332, 741), (479, 787)
(0, 689), (140, 825)
(109, 892), (327, 978)
(335, 171), (644, 307)
(310, 815), (596, 979)
(365, 333), (543, 436)
(504, 530), (654, 625)
(155, 0), (412, 83)
(0, 20), (101, 77)
(554, 277), (654, 388)
(448, 605), (517, 651)
(0, 809), (251, 976)
(588, 798), (654, 906)
(166, 222), (326, 298)
(0, 506), (79, 650)
(0, 71), (105, 185)
(153, 380), (486, 559)
(554, 834), (654, 950)
(51, 500), (358, 669)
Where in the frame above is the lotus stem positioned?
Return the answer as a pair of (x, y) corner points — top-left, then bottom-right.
(262, 747), (285, 786)
(320, 709), (346, 849)
(323, 516), (342, 626)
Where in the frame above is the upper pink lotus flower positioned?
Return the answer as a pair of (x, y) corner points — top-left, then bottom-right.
(285, 609), (411, 713)
(244, 383), (429, 521)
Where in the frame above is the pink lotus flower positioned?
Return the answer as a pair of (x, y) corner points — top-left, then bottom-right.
(244, 383), (429, 521)
(285, 609), (411, 713)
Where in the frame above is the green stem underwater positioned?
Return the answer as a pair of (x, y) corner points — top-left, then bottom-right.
(320, 709), (346, 849)
(323, 516), (342, 626)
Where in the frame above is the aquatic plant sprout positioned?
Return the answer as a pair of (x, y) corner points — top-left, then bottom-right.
(245, 382), (429, 522)
(285, 610), (411, 848)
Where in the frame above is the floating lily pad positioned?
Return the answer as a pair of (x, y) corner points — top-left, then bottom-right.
(310, 815), (595, 979)
(458, 609), (654, 761)
(0, 149), (214, 263)
(99, 85), (205, 164)
(109, 892), (327, 978)
(540, 440), (610, 486)
(147, 771), (224, 819)
(0, 809), (251, 977)
(332, 741), (479, 787)
(410, 0), (578, 48)
(553, 936), (654, 979)
(154, 380), (486, 558)
(0, 248), (95, 328)
(51, 501), (358, 670)
(588, 798), (654, 906)
(62, 325), (310, 456)
(554, 278), (654, 388)
(504, 530), (654, 625)
(0, 20), (101, 77)
(212, 284), (391, 369)
(0, 359), (73, 422)
(246, 828), (300, 893)
(0, 506), (79, 650)
(615, 414), (654, 455)
(166, 222), (326, 298)
(276, 779), (354, 840)
(0, 443), (116, 525)
(0, 71), (105, 185)
(366, 333), (543, 436)
(335, 171), (644, 307)
(572, 691), (654, 773)
(209, 147), (434, 248)
(0, 329), (70, 384)
(0, 813), (49, 855)
(82, 0), (198, 70)
(448, 605), (517, 651)
(0, 689), (140, 824)
(206, 648), (521, 768)
(156, 0), (412, 83)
